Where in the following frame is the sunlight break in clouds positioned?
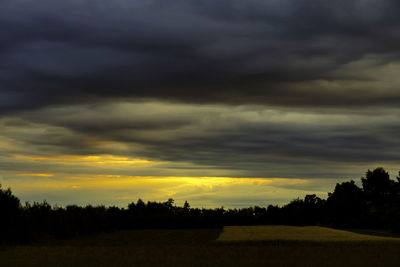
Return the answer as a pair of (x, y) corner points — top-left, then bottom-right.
(5, 175), (326, 208)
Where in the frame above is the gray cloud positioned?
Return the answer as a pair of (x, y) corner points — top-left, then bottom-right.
(1, 0), (400, 113)
(1, 102), (399, 179)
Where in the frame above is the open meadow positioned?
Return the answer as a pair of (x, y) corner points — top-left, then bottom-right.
(217, 225), (400, 242)
(2, 226), (400, 266)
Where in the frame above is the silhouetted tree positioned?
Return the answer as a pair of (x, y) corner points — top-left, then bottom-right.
(5, 167), (400, 244)
(183, 200), (190, 210)
(303, 194), (326, 224)
(327, 180), (366, 227)
(164, 198), (175, 210)
(0, 185), (21, 242)
(362, 168), (394, 197)
(266, 205), (281, 224)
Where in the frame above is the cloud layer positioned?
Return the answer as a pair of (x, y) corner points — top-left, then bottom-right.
(1, 0), (400, 206)
(2, 102), (400, 179)
(2, 0), (400, 112)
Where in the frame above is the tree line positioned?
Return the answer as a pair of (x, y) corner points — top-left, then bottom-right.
(2, 167), (400, 243)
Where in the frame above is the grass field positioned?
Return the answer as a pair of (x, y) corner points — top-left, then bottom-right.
(1, 227), (400, 266)
(217, 225), (400, 242)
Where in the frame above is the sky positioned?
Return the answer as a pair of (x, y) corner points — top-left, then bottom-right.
(1, 0), (400, 208)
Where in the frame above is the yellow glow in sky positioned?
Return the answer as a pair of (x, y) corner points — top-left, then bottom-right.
(13, 154), (162, 166)
(5, 174), (325, 208)
(17, 173), (54, 177)
(3, 152), (333, 208)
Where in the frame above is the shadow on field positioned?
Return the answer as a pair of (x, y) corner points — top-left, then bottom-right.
(37, 228), (223, 246)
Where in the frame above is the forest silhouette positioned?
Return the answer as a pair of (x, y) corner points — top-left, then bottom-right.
(2, 167), (400, 244)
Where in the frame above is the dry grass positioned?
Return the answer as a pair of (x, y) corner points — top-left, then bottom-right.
(216, 225), (400, 242)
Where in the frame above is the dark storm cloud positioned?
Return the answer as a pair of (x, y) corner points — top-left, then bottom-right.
(2, 0), (400, 113)
(2, 0), (400, 185)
